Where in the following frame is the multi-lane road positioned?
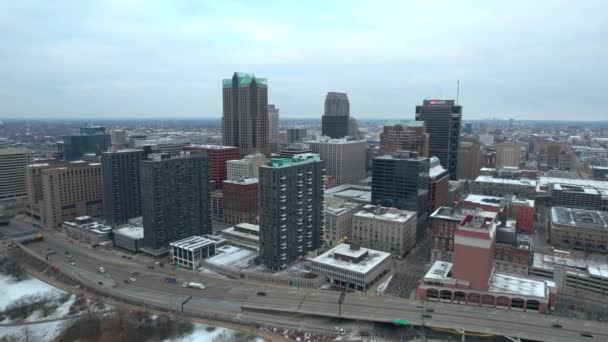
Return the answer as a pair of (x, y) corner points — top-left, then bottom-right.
(16, 231), (608, 342)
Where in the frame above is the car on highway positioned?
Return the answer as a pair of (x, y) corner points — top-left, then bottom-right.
(165, 277), (177, 284)
(98, 266), (105, 274)
(69, 261), (76, 266)
(551, 323), (562, 328)
(129, 277), (136, 282)
(422, 314), (432, 318)
(98, 281), (103, 286)
(147, 266), (154, 269)
(425, 308), (434, 312)
(580, 332), (593, 338)
(123, 280), (129, 284)
(360, 331), (370, 336)
(132, 271), (140, 276)
(257, 291), (267, 296)
(182, 282), (205, 290)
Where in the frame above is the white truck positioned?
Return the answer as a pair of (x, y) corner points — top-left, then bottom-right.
(182, 282), (205, 290)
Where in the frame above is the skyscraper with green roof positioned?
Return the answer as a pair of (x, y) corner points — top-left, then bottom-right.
(222, 72), (270, 156)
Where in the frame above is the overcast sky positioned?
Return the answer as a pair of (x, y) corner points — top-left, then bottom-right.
(1, 1), (607, 120)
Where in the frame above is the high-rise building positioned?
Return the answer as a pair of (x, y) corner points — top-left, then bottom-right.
(268, 104), (280, 153)
(101, 149), (146, 226)
(222, 178), (258, 225)
(322, 92), (350, 139)
(184, 145), (240, 189)
(63, 128), (111, 161)
(415, 99), (462, 180)
(306, 138), (367, 186)
(348, 117), (364, 140)
(379, 120), (429, 156)
(372, 151), (429, 241)
(110, 129), (128, 149)
(496, 141), (522, 169)
(132, 138), (189, 156)
(222, 72), (270, 156)
(38, 161), (104, 228)
(259, 154), (324, 271)
(287, 128), (308, 143)
(428, 157), (449, 214)
(0, 147), (28, 201)
(140, 154), (211, 251)
(226, 153), (268, 180)
(458, 137), (482, 180)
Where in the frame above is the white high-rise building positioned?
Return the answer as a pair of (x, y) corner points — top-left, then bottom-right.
(496, 141), (522, 169)
(306, 137), (367, 186)
(0, 147), (28, 201)
(268, 104), (280, 153)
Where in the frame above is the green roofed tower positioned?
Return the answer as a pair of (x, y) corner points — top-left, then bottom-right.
(222, 72), (270, 156)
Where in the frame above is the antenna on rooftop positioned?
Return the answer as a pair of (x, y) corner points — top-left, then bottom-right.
(456, 80), (460, 105)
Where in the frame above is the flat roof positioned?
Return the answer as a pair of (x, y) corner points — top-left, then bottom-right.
(326, 202), (360, 216)
(311, 243), (391, 274)
(170, 235), (216, 251)
(532, 253), (608, 280)
(553, 183), (600, 195)
(424, 261), (453, 280)
(551, 207), (608, 230)
(474, 175), (537, 187)
(430, 207), (464, 221)
(305, 138), (366, 144)
(187, 144), (238, 150)
(540, 176), (608, 191)
(489, 272), (547, 298)
(325, 184), (372, 203)
(354, 205), (415, 223)
(223, 177), (258, 185)
(114, 225), (144, 240)
(464, 194), (505, 208)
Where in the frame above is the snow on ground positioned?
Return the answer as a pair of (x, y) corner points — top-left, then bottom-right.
(0, 274), (66, 311)
(206, 245), (257, 269)
(163, 323), (264, 342)
(376, 274), (393, 294)
(0, 319), (68, 341)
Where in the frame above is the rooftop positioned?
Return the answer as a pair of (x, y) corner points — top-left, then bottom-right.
(325, 184), (372, 204)
(265, 153), (320, 168)
(170, 236), (217, 251)
(325, 201), (361, 216)
(474, 175), (537, 187)
(186, 144), (239, 150)
(424, 261), (453, 280)
(551, 207), (608, 230)
(354, 205), (415, 223)
(464, 194), (505, 208)
(305, 137), (366, 144)
(552, 183), (600, 195)
(489, 272), (548, 298)
(223, 177), (258, 185)
(532, 253), (608, 279)
(311, 243), (391, 274)
(539, 176), (608, 191)
(222, 72), (268, 88)
(383, 120), (425, 128)
(114, 225), (144, 240)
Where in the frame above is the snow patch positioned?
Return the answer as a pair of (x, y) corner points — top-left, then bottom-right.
(163, 323), (264, 342)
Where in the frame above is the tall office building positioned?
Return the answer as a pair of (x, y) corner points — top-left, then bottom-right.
(222, 72), (270, 156)
(415, 100), (462, 180)
(222, 178), (258, 225)
(372, 151), (430, 241)
(39, 161), (104, 228)
(0, 147), (28, 201)
(226, 153), (268, 180)
(322, 92), (350, 139)
(380, 120), (429, 156)
(306, 138), (367, 186)
(348, 117), (364, 140)
(428, 157), (449, 214)
(268, 104), (280, 153)
(140, 154), (211, 251)
(110, 129), (128, 149)
(259, 154), (324, 271)
(101, 149), (146, 226)
(184, 145), (240, 189)
(496, 141), (522, 169)
(458, 137), (483, 180)
(287, 128), (308, 143)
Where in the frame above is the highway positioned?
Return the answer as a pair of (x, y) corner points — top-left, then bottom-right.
(18, 231), (608, 342)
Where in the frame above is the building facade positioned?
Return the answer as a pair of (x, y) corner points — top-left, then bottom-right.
(258, 154), (324, 271)
(550, 183), (602, 210)
(496, 141), (522, 169)
(428, 157), (449, 215)
(287, 128), (308, 144)
(101, 149), (146, 226)
(351, 205), (417, 257)
(379, 120), (429, 156)
(226, 153), (267, 180)
(372, 151), (429, 242)
(268, 104), (280, 153)
(471, 176), (537, 199)
(306, 138), (367, 186)
(415, 99), (462, 180)
(140, 154), (212, 251)
(0, 147), (28, 201)
(324, 198), (361, 247)
(550, 207), (608, 252)
(222, 178), (258, 225)
(184, 145), (240, 189)
(63, 127), (111, 161)
(39, 161), (104, 229)
(222, 72), (270, 156)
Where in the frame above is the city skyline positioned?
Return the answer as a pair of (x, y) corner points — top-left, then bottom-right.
(1, 1), (607, 120)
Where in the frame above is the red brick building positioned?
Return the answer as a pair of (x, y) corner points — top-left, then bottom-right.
(185, 145), (240, 189)
(222, 178), (258, 225)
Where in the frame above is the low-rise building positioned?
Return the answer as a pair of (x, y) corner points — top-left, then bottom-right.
(530, 251), (607, 301)
(551, 183), (602, 211)
(222, 178), (258, 224)
(170, 236), (218, 270)
(324, 198), (361, 247)
(113, 223), (144, 252)
(226, 153), (268, 180)
(310, 243), (392, 291)
(62, 216), (111, 244)
(351, 205), (417, 257)
(220, 223), (259, 250)
(471, 175), (537, 199)
(550, 207), (608, 252)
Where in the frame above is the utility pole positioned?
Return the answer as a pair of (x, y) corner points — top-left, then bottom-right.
(181, 296), (192, 313)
